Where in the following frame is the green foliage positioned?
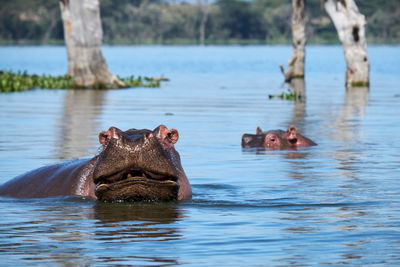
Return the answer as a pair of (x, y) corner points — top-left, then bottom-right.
(215, 0), (266, 39)
(118, 75), (168, 88)
(0, 70), (74, 92)
(0, 70), (164, 92)
(0, 0), (399, 44)
(268, 88), (301, 101)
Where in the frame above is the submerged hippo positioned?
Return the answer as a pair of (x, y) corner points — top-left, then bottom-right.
(0, 125), (191, 202)
(242, 125), (317, 150)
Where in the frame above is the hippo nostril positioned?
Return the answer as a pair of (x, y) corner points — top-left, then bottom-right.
(289, 138), (297, 144)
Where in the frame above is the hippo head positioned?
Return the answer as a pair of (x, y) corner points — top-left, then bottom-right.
(242, 125), (317, 150)
(93, 125), (191, 202)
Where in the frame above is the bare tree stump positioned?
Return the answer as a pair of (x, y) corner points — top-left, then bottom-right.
(59, 0), (124, 88)
(324, 0), (370, 87)
(280, 0), (306, 82)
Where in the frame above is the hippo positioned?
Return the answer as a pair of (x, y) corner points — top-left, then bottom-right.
(0, 125), (191, 202)
(242, 125), (317, 150)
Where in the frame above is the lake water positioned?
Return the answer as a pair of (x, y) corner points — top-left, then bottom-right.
(0, 45), (399, 266)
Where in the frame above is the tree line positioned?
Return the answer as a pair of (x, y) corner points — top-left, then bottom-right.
(0, 0), (399, 45)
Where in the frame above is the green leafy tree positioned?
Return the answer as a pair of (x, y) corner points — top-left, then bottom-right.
(215, 0), (266, 40)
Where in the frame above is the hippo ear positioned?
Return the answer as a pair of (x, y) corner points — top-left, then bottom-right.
(287, 125), (297, 140)
(288, 125), (297, 134)
(99, 131), (108, 146)
(170, 129), (179, 144)
(98, 127), (120, 147)
(256, 126), (262, 135)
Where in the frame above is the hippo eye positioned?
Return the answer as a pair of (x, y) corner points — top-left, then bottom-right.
(167, 132), (172, 139)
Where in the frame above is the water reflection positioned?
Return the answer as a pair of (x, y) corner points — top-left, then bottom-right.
(93, 202), (183, 225)
(279, 205), (371, 265)
(345, 87), (369, 116)
(279, 87), (372, 265)
(92, 202), (183, 265)
(289, 78), (306, 124)
(0, 198), (94, 265)
(56, 90), (106, 160)
(0, 199), (184, 266)
(242, 147), (311, 160)
(335, 87), (369, 143)
(282, 78), (307, 133)
(334, 87), (369, 180)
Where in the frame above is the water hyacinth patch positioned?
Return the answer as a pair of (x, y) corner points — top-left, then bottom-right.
(0, 70), (74, 92)
(268, 88), (301, 101)
(0, 70), (166, 92)
(118, 75), (169, 89)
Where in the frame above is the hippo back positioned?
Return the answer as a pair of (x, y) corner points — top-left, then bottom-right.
(0, 158), (95, 198)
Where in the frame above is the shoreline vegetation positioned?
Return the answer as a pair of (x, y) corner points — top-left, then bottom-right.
(0, 0), (399, 46)
(0, 70), (166, 92)
(1, 37), (399, 46)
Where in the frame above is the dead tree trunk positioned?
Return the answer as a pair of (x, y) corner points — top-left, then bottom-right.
(280, 0), (306, 82)
(59, 0), (124, 88)
(198, 0), (209, 46)
(324, 0), (370, 87)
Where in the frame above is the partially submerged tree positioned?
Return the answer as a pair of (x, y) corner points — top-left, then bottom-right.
(197, 0), (209, 45)
(59, 0), (124, 88)
(280, 0), (306, 82)
(324, 0), (369, 87)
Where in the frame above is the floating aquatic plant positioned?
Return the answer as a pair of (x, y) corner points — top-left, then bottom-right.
(0, 70), (74, 92)
(0, 70), (167, 92)
(118, 75), (168, 89)
(268, 88), (301, 101)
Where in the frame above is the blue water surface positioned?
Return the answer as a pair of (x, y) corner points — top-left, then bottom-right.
(0, 45), (399, 266)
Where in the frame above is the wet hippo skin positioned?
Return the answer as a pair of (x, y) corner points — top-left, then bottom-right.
(0, 125), (192, 202)
(242, 125), (317, 150)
